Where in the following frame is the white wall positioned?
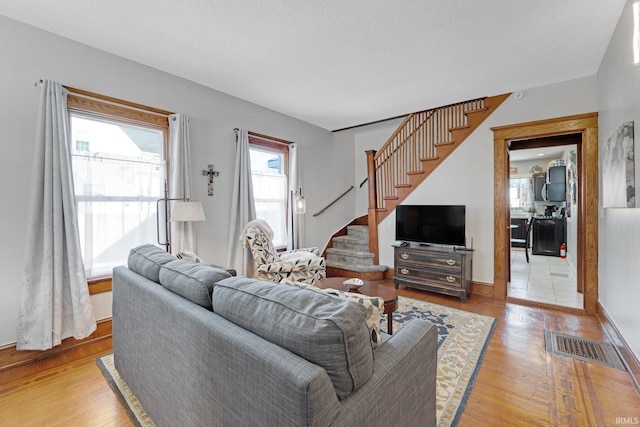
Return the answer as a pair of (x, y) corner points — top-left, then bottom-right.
(338, 77), (597, 285)
(0, 17), (354, 346)
(596, 0), (640, 359)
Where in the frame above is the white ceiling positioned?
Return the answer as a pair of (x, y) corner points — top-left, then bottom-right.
(1, 0), (627, 131)
(509, 147), (569, 163)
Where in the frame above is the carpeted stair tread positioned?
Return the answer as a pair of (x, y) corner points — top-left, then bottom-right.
(326, 247), (376, 266)
(325, 259), (388, 272)
(332, 235), (369, 251)
(346, 225), (369, 240)
(326, 247), (374, 258)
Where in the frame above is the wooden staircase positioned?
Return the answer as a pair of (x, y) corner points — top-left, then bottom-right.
(364, 93), (510, 263)
(323, 93), (510, 280)
(323, 216), (388, 280)
(323, 94), (509, 278)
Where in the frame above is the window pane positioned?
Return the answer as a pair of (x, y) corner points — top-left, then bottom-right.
(71, 115), (165, 278)
(250, 148), (287, 247)
(510, 178), (533, 210)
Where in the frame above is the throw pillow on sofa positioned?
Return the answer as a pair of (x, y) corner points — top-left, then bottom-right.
(159, 260), (231, 309)
(212, 277), (374, 400)
(280, 279), (384, 348)
(320, 288), (384, 349)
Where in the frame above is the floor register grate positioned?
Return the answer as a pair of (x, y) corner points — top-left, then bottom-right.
(545, 330), (626, 370)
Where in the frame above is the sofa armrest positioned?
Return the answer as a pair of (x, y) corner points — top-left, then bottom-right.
(332, 319), (438, 427)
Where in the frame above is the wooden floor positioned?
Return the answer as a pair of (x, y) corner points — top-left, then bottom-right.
(1, 281), (639, 426)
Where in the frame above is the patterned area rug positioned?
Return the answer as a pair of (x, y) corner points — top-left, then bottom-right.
(97, 296), (495, 427)
(383, 296), (496, 426)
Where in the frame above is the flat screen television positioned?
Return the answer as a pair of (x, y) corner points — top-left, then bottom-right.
(395, 205), (466, 247)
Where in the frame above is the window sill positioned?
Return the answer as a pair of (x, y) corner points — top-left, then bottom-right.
(88, 276), (112, 295)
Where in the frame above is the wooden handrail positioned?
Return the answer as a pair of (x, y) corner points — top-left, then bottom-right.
(370, 98), (486, 210)
(312, 186), (354, 217)
(361, 94), (510, 267)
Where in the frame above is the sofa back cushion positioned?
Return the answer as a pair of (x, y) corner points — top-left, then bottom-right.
(211, 276), (374, 400)
(128, 244), (177, 283)
(159, 260), (232, 309)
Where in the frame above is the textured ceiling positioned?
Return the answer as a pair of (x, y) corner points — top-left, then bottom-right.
(0, 0), (627, 130)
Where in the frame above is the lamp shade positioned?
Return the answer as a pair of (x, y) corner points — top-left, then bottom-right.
(170, 201), (206, 222)
(294, 193), (306, 214)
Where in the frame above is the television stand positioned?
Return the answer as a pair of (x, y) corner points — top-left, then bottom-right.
(393, 244), (473, 302)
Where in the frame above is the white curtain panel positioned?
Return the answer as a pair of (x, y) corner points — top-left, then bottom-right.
(288, 143), (304, 250)
(227, 128), (256, 274)
(17, 80), (96, 350)
(168, 113), (196, 254)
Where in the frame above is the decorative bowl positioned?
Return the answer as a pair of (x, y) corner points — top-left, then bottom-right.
(343, 278), (364, 292)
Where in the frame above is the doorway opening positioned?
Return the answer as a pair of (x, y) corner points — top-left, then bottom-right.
(508, 134), (581, 309)
(492, 113), (599, 314)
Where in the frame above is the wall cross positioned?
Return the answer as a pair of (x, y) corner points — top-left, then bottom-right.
(202, 164), (220, 196)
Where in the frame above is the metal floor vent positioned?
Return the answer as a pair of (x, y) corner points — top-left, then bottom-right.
(545, 330), (626, 370)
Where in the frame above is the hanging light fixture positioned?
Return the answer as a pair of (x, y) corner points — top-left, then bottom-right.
(294, 187), (306, 214)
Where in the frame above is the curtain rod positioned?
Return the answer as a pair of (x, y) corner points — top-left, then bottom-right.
(234, 128), (294, 146)
(35, 79), (174, 117)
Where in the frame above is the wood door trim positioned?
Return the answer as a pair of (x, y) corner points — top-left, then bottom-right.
(492, 113), (599, 314)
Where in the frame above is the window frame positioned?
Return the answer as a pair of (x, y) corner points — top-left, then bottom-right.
(66, 87), (172, 294)
(246, 131), (292, 250)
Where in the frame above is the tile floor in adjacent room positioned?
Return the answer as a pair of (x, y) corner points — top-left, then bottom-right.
(508, 248), (583, 309)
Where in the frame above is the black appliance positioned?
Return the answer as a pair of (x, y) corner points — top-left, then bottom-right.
(532, 217), (566, 256)
(544, 165), (566, 202)
(395, 205), (466, 247)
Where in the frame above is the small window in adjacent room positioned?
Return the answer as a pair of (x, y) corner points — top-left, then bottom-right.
(634, 1), (640, 65)
(68, 92), (169, 279)
(510, 177), (531, 210)
(248, 133), (290, 248)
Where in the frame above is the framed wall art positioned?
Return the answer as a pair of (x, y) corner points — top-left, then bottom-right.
(603, 121), (636, 208)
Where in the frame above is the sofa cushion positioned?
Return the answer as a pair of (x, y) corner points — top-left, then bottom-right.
(127, 244), (177, 283)
(211, 277), (374, 400)
(280, 279), (384, 348)
(159, 260), (232, 309)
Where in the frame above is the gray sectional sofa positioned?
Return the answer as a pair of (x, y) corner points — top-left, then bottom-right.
(113, 244), (437, 426)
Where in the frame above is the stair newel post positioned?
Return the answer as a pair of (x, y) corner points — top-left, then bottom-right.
(365, 149), (380, 265)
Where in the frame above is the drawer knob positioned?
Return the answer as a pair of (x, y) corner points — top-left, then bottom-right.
(446, 276), (455, 283)
(400, 268), (409, 275)
(446, 259), (455, 266)
(401, 253), (409, 260)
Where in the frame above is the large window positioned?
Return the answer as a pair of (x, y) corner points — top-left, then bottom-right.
(248, 133), (290, 248)
(68, 92), (169, 279)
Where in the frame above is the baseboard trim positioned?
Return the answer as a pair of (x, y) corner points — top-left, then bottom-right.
(596, 302), (640, 394)
(0, 318), (112, 383)
(471, 281), (495, 297)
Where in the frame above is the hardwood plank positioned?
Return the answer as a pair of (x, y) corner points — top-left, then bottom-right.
(0, 318), (112, 385)
(0, 339), (132, 426)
